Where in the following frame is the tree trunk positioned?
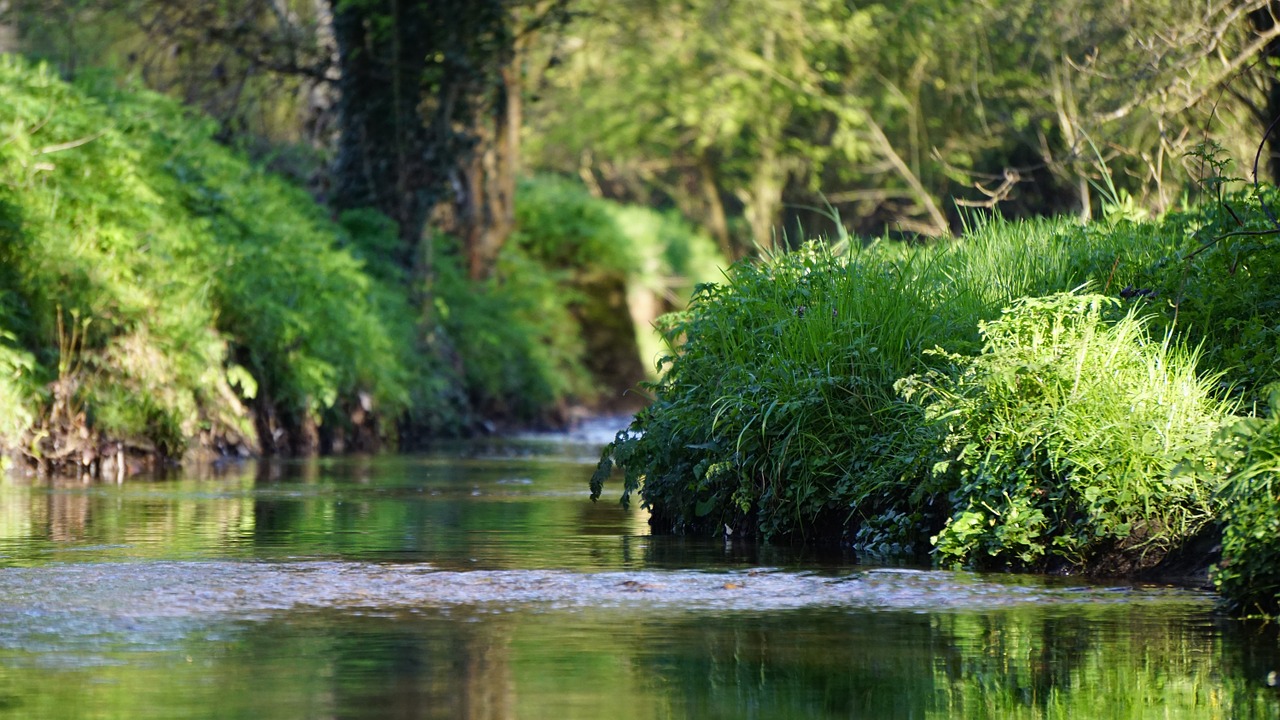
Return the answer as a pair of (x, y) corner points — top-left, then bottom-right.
(1251, 2), (1280, 184)
(697, 153), (734, 260)
(459, 61), (520, 281)
(328, 0), (437, 268)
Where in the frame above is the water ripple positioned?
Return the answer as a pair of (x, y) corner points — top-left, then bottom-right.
(0, 561), (1208, 620)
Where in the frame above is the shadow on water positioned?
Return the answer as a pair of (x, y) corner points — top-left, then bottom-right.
(0, 426), (1276, 718)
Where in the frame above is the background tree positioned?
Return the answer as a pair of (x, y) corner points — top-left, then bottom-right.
(9, 0), (1280, 258)
(4, 0), (567, 280)
(526, 0), (1280, 247)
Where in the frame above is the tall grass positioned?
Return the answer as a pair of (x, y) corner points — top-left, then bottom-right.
(900, 293), (1228, 570)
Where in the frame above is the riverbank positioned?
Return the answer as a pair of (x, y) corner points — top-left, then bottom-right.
(0, 58), (719, 479)
(592, 198), (1280, 616)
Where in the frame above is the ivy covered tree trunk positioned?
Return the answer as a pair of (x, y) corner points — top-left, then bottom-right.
(454, 22), (520, 281)
(329, 0), (438, 271)
(328, 0), (520, 280)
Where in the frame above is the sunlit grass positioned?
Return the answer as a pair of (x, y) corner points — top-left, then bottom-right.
(594, 209), (1249, 576)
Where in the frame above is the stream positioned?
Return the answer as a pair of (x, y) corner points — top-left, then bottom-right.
(0, 418), (1277, 718)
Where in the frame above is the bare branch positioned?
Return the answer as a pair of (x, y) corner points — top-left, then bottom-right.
(954, 169), (1022, 208)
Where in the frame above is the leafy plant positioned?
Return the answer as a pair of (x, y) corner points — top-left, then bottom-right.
(593, 215), (1166, 542)
(900, 292), (1229, 570)
(431, 236), (596, 423)
(1212, 388), (1280, 617)
(0, 57), (417, 460)
(592, 206), (1250, 571)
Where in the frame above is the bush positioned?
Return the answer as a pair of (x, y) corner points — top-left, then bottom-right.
(0, 59), (238, 458)
(0, 57), (416, 459)
(422, 175), (641, 426)
(1212, 389), (1280, 617)
(899, 292), (1229, 570)
(1144, 188), (1280, 409)
(593, 215), (1184, 542)
(430, 237), (597, 423)
(0, 333), (37, 447)
(511, 175), (632, 273)
(606, 203), (726, 376)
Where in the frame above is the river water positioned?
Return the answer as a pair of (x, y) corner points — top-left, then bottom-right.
(0, 420), (1276, 719)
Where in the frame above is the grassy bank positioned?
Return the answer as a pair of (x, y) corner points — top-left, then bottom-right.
(0, 57), (413, 467)
(592, 191), (1280, 616)
(0, 58), (720, 475)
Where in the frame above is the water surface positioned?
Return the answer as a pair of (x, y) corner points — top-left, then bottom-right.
(0, 425), (1277, 718)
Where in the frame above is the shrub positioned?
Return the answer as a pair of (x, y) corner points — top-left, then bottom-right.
(511, 174), (633, 273)
(0, 57), (416, 459)
(419, 176), (642, 427)
(592, 214), (1186, 542)
(430, 174), (725, 424)
(1144, 188), (1280, 409)
(431, 237), (597, 423)
(0, 333), (37, 448)
(1212, 389), (1280, 617)
(606, 204), (726, 376)
(899, 292), (1229, 570)
(0, 59), (238, 457)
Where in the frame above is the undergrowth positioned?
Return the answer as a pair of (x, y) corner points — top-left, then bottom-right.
(0, 59), (665, 464)
(423, 175), (722, 426)
(1211, 389), (1280, 617)
(899, 293), (1227, 571)
(593, 190), (1280, 603)
(0, 57), (710, 463)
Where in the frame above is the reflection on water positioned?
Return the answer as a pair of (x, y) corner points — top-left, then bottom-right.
(0, 435), (1277, 719)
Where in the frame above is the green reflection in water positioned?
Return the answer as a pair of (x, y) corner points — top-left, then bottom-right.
(0, 444), (1275, 719)
(0, 450), (646, 570)
(0, 605), (1276, 719)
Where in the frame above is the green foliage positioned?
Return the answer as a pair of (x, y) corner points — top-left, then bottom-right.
(900, 292), (1228, 570)
(604, 203), (726, 375)
(337, 208), (406, 285)
(0, 332), (37, 443)
(431, 237), (596, 423)
(592, 178), (1280, 611)
(594, 197), (1280, 580)
(424, 175), (662, 425)
(1144, 187), (1280, 409)
(593, 214), (1175, 540)
(511, 175), (632, 274)
(428, 174), (725, 424)
(0, 59), (235, 455)
(0, 57), (415, 455)
(1212, 389), (1280, 617)
(530, 0), (1267, 250)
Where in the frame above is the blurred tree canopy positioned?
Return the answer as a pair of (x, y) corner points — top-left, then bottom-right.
(529, 0), (1280, 254)
(5, 0), (1280, 259)
(3, 0), (569, 280)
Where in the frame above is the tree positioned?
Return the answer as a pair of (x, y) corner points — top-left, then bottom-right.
(526, 0), (1280, 245)
(527, 0), (905, 255)
(3, 0), (566, 280)
(327, 0), (520, 280)
(1249, 1), (1280, 183)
